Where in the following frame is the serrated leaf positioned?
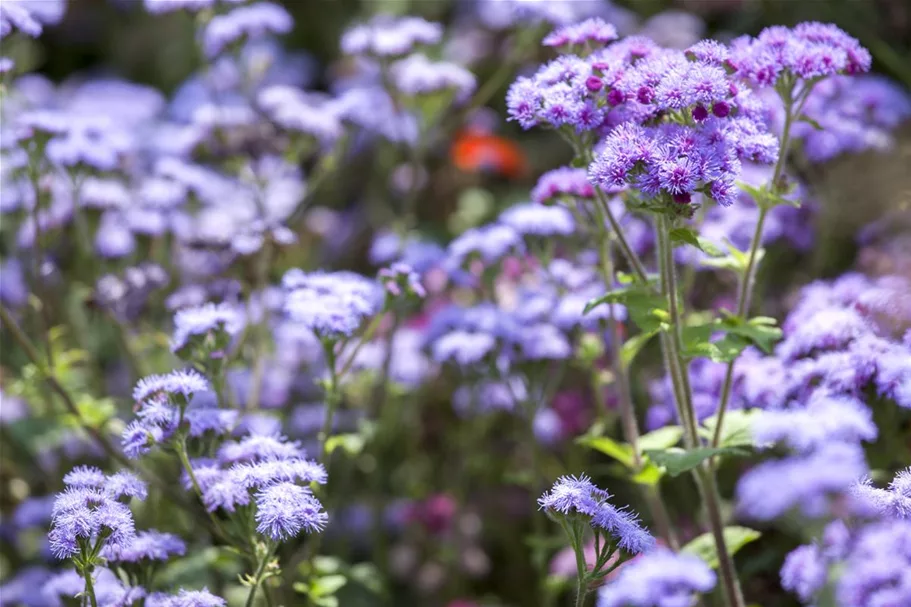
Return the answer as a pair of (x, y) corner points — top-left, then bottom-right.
(620, 329), (658, 368)
(639, 426), (684, 451)
(577, 436), (635, 469)
(682, 527), (761, 569)
(643, 446), (751, 476)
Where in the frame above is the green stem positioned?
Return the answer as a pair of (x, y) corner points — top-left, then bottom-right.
(317, 344), (341, 463)
(656, 217), (745, 607)
(244, 544), (276, 607)
(81, 567), (99, 607)
(593, 187), (649, 283)
(26, 161), (54, 369)
(711, 90), (799, 449)
(175, 435), (231, 544)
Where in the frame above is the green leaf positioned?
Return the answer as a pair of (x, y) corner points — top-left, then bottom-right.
(720, 316), (782, 354)
(700, 409), (761, 448)
(639, 426), (684, 451)
(324, 433), (366, 456)
(620, 329), (658, 368)
(798, 113), (825, 131)
(631, 463), (664, 486)
(312, 574), (347, 597)
(669, 227), (703, 250)
(584, 284), (668, 333)
(682, 527), (762, 569)
(577, 436), (635, 469)
(643, 446), (751, 476)
(348, 563), (384, 595)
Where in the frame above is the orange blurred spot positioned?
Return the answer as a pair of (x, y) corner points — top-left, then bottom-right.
(450, 129), (528, 179)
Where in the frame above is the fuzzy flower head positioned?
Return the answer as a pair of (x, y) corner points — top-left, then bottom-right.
(499, 203), (576, 237)
(539, 475), (655, 554)
(836, 520), (911, 607)
(171, 302), (244, 360)
(597, 549), (716, 607)
(728, 22), (871, 88)
(852, 467), (911, 520)
(283, 269), (383, 340)
(542, 18), (618, 53)
(133, 369), (209, 406)
(146, 588), (227, 607)
(102, 530), (186, 564)
(254, 482), (328, 540)
(390, 54), (477, 104)
(202, 2), (293, 58)
(341, 14), (442, 57)
(781, 544), (827, 604)
(531, 166), (597, 204)
(48, 485), (139, 560)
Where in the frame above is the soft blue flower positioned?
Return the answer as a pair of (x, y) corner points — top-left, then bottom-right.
(781, 544), (827, 603)
(254, 482), (328, 540)
(597, 549), (716, 607)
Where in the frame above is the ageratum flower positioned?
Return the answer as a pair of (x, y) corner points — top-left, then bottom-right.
(736, 442), (868, 521)
(340, 15), (442, 57)
(171, 302), (244, 356)
(531, 167), (596, 204)
(728, 22), (871, 86)
(379, 263), (426, 299)
(390, 54), (476, 103)
(257, 85), (344, 144)
(42, 568), (146, 607)
(49, 486), (138, 559)
(254, 482), (328, 539)
(146, 588), (227, 607)
(542, 18), (618, 50)
(445, 224), (524, 271)
(499, 203), (576, 237)
(752, 392), (877, 452)
(853, 467), (911, 519)
(202, 2), (293, 58)
(597, 549), (716, 607)
(144, 0), (242, 14)
(0, 1), (42, 39)
(283, 269), (382, 340)
(133, 370), (209, 405)
(102, 530), (186, 563)
(539, 475), (655, 554)
(780, 544), (827, 604)
(836, 520), (911, 607)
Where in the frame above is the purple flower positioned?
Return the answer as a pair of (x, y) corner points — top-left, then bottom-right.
(171, 302), (244, 355)
(836, 520), (911, 607)
(133, 370), (210, 405)
(519, 324), (572, 361)
(499, 203), (576, 237)
(283, 269), (382, 340)
(752, 392), (877, 452)
(102, 530), (186, 563)
(597, 549), (716, 607)
(258, 85), (343, 144)
(729, 23), (870, 88)
(144, 0), (241, 13)
(390, 54), (476, 103)
(49, 486), (138, 559)
(542, 18), (618, 49)
(147, 588), (227, 607)
(104, 471), (149, 501)
(853, 468), (911, 519)
(231, 458), (328, 489)
(62, 466), (106, 490)
(531, 167), (597, 204)
(781, 544), (827, 603)
(539, 475), (655, 554)
(254, 482), (328, 539)
(341, 15), (442, 57)
(185, 407), (238, 438)
(446, 224), (524, 270)
(202, 2), (293, 58)
(432, 331), (496, 367)
(0, 1), (42, 38)
(736, 442), (868, 521)
(217, 434), (303, 464)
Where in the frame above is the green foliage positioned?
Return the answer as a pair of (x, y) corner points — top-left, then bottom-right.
(701, 409), (762, 448)
(643, 446), (751, 477)
(682, 313), (783, 362)
(669, 227), (725, 257)
(682, 527), (762, 569)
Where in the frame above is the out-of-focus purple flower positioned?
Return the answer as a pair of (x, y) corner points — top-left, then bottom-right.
(539, 475), (654, 554)
(780, 544), (827, 604)
(379, 263), (426, 299)
(500, 203), (575, 237)
(446, 224), (524, 270)
(146, 588), (227, 607)
(171, 302), (244, 355)
(95, 213), (136, 259)
(341, 15), (442, 57)
(202, 2), (293, 58)
(0, 566), (53, 607)
(0, 1), (42, 39)
(432, 331), (496, 367)
(836, 520), (911, 607)
(43, 567), (146, 607)
(542, 18), (618, 49)
(531, 167), (596, 204)
(519, 323), (572, 360)
(736, 442), (868, 521)
(597, 549), (716, 607)
(217, 433), (303, 465)
(752, 392), (877, 452)
(144, 0), (242, 13)
(258, 85), (343, 144)
(390, 54), (476, 103)
(102, 530), (186, 563)
(283, 269), (382, 340)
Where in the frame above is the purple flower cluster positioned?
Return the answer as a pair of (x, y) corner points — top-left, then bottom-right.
(542, 18), (618, 50)
(390, 54), (477, 103)
(539, 475), (655, 554)
(531, 167), (596, 204)
(341, 14), (442, 58)
(202, 2), (293, 58)
(597, 549), (716, 607)
(728, 22), (871, 86)
(49, 467), (146, 559)
(283, 269), (383, 340)
(184, 433), (328, 539)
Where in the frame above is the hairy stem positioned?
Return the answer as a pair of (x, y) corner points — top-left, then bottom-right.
(81, 566), (98, 607)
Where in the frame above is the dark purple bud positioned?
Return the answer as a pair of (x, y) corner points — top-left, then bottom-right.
(607, 88), (625, 106)
(712, 101), (731, 118)
(692, 105), (709, 121)
(591, 61), (609, 73)
(728, 82), (739, 96)
(585, 76), (604, 92)
(672, 193), (692, 204)
(636, 86), (654, 104)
